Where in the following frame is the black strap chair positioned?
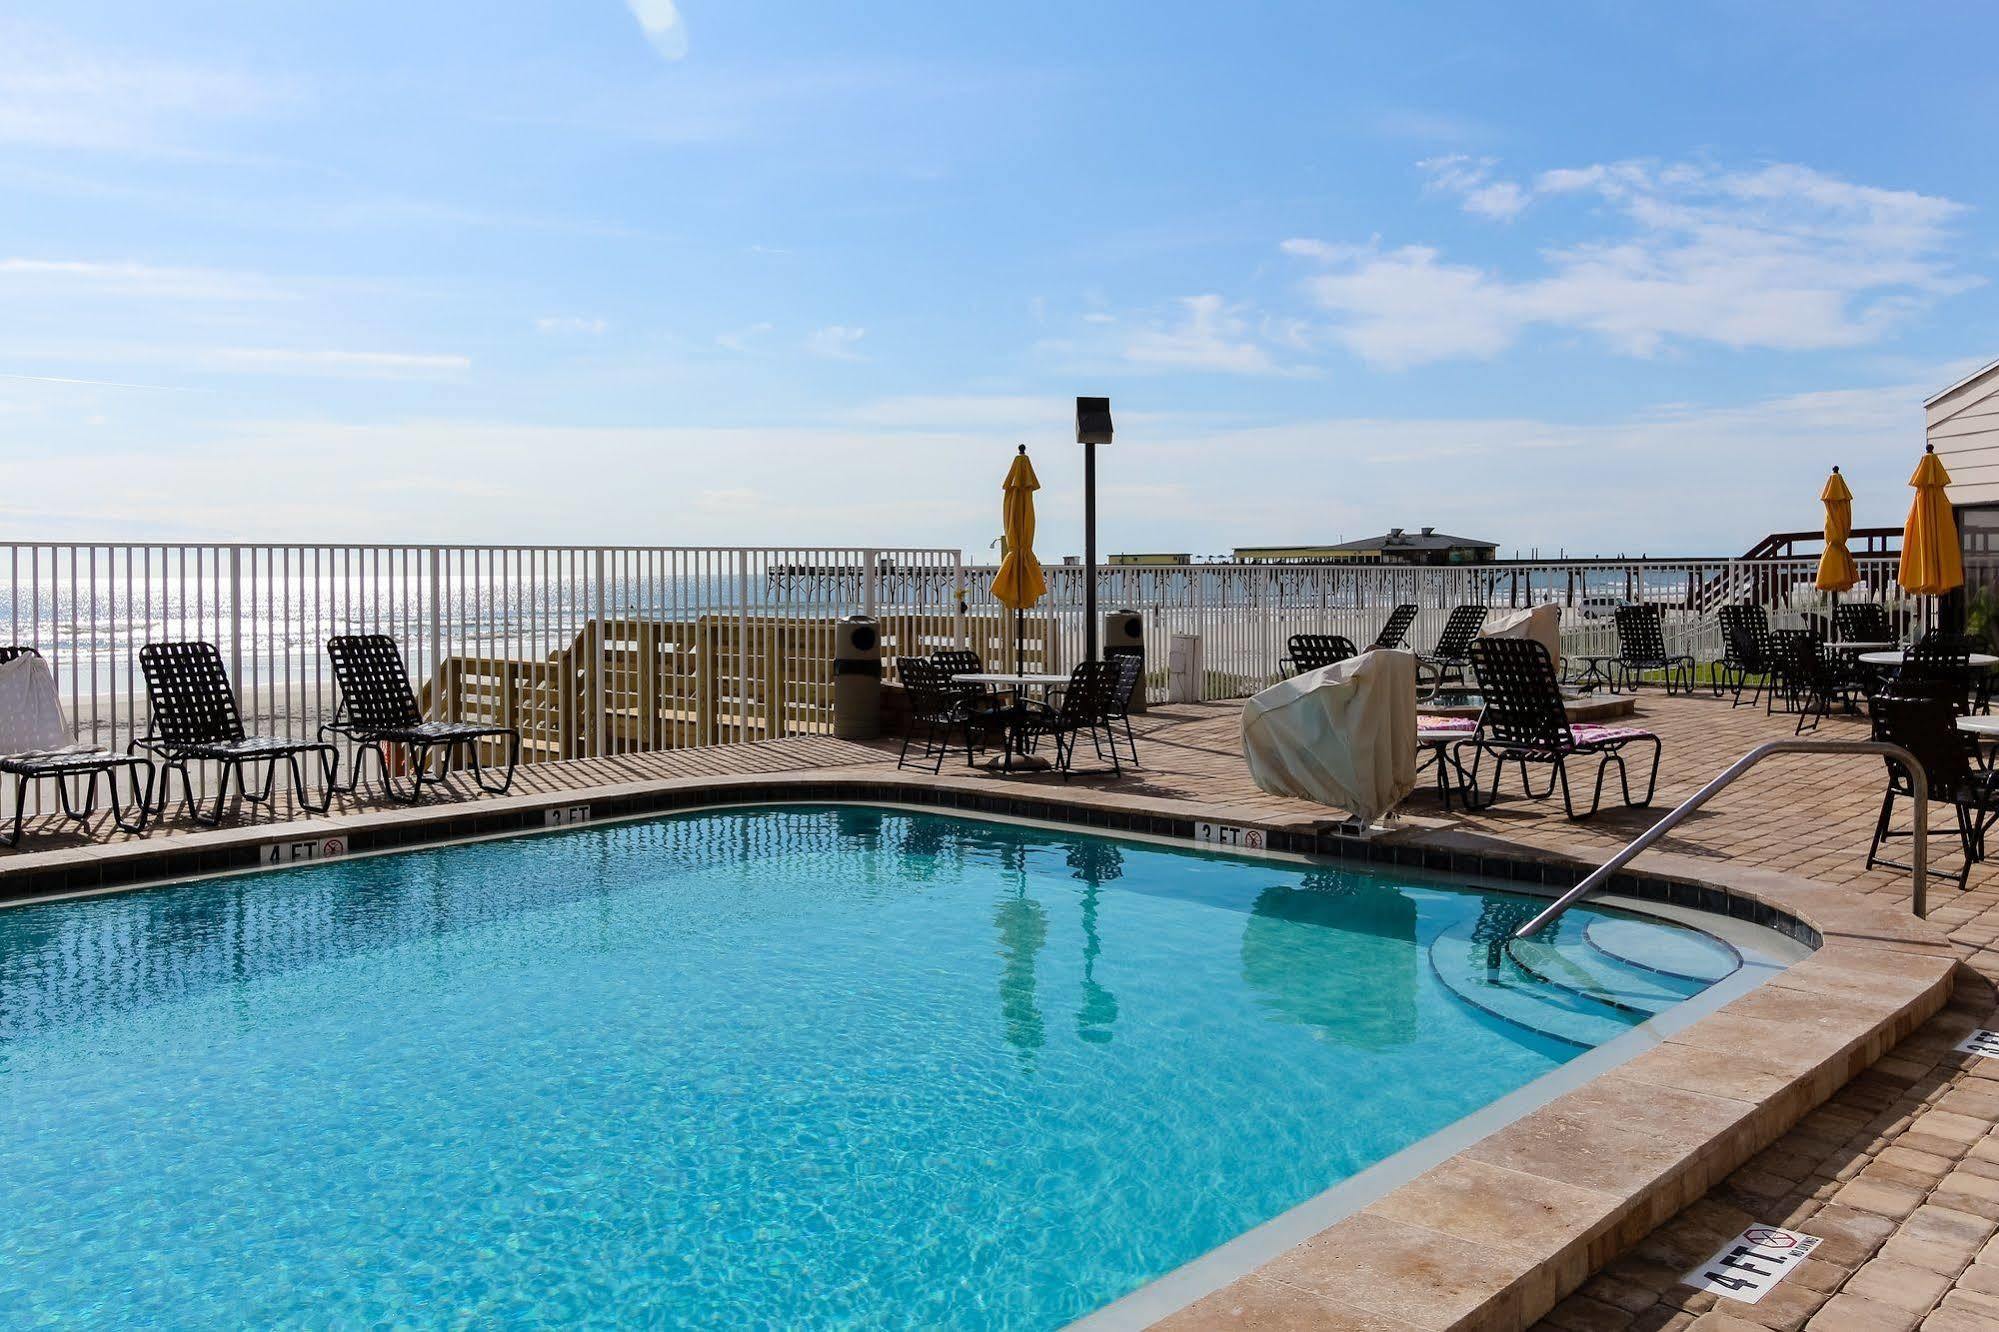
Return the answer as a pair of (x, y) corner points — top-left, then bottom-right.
(1371, 604), (1419, 651)
(0, 646), (155, 847)
(322, 635), (520, 803)
(1284, 634), (1358, 676)
(1763, 628), (1848, 733)
(134, 642), (337, 826)
(1713, 604), (1772, 706)
(1420, 606), (1488, 690)
(1866, 693), (1994, 890)
(1835, 602), (1895, 644)
(1015, 660), (1128, 779)
(1611, 604), (1694, 695)
(1456, 637), (1661, 820)
(1103, 650), (1144, 768)
(895, 657), (989, 772)
(1897, 631), (1977, 716)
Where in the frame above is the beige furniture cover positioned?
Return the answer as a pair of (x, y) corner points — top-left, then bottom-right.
(1240, 648), (1418, 822)
(0, 654), (74, 756)
(1479, 604), (1562, 677)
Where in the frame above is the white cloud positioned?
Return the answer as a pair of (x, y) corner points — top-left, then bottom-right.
(845, 395), (1072, 431)
(624, 0), (689, 62)
(716, 322), (774, 353)
(535, 316), (609, 335)
(804, 325), (867, 360)
(1124, 295), (1306, 377)
(0, 341), (471, 379)
(1420, 155), (1529, 220)
(0, 22), (280, 154)
(0, 257), (293, 301)
(1286, 159), (1975, 368)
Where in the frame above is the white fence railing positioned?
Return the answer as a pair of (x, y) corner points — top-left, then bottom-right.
(950, 555), (1936, 701)
(0, 542), (1963, 799)
(2, 544), (962, 786)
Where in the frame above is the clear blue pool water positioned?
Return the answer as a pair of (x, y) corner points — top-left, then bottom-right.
(0, 806), (1719, 1328)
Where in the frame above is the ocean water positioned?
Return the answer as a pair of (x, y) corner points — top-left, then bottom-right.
(0, 807), (1679, 1328)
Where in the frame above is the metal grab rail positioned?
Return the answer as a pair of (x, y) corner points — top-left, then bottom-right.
(1514, 739), (1929, 939)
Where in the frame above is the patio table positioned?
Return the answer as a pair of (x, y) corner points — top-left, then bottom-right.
(1857, 651), (1999, 668)
(953, 672), (1071, 771)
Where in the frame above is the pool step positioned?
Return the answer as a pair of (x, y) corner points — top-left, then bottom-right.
(1584, 917), (1742, 985)
(1429, 916), (1739, 1050)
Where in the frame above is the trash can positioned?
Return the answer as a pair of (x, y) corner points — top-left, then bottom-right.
(1103, 608), (1147, 713)
(832, 615), (882, 739)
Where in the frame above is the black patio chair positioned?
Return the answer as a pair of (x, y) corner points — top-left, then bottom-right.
(1763, 628), (1849, 734)
(134, 641), (337, 826)
(1015, 660), (1128, 780)
(895, 656), (989, 772)
(1103, 650), (1144, 768)
(1834, 602), (1896, 644)
(1371, 604), (1419, 651)
(1455, 637), (1661, 820)
(321, 635), (520, 803)
(1610, 604), (1694, 695)
(1866, 693), (1994, 891)
(1419, 606), (1488, 691)
(0, 646), (155, 847)
(1896, 631), (1978, 716)
(1713, 604), (1773, 706)
(1284, 634), (1359, 676)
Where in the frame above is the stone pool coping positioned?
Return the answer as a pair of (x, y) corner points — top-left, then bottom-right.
(0, 768), (1960, 1332)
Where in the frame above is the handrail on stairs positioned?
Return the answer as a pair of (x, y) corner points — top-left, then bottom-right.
(1514, 739), (1928, 940)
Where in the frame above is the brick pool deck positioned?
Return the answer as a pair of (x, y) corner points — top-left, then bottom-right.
(6, 689), (1999, 1330)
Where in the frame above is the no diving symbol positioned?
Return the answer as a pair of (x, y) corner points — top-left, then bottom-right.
(1743, 1228), (1796, 1249)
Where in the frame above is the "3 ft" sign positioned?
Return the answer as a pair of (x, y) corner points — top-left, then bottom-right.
(1194, 822), (1265, 850)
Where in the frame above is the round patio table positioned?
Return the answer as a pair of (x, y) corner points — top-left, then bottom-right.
(952, 672), (1071, 771)
(1857, 651), (1999, 669)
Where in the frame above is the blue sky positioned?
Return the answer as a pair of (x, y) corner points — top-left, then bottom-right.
(1, 1), (1993, 556)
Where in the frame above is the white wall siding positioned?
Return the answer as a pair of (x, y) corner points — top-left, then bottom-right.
(1930, 358), (1999, 506)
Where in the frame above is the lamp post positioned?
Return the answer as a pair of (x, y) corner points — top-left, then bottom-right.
(1076, 396), (1113, 663)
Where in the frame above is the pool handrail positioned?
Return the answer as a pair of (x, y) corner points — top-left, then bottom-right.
(1514, 738), (1928, 938)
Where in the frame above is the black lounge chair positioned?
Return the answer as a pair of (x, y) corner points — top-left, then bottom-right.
(135, 641), (337, 826)
(1284, 634), (1358, 676)
(322, 635), (520, 803)
(1371, 604), (1419, 651)
(1015, 660), (1128, 779)
(1419, 605), (1488, 691)
(1712, 604), (1772, 706)
(1866, 692), (1994, 891)
(1834, 602), (1896, 644)
(0, 646), (155, 847)
(1610, 604), (1694, 695)
(1456, 637), (1661, 820)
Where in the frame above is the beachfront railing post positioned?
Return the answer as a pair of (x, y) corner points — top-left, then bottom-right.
(228, 546), (244, 712)
(427, 547), (444, 702)
(591, 549), (607, 760)
(862, 548), (879, 621)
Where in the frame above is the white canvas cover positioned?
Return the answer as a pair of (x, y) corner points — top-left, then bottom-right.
(0, 654), (74, 756)
(1480, 604), (1562, 676)
(1240, 648), (1418, 822)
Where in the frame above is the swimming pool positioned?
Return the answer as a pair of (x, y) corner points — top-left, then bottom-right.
(0, 806), (1751, 1328)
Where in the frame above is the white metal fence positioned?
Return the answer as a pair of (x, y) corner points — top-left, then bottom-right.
(1, 544), (961, 788)
(0, 542), (1952, 797)
(951, 554), (1930, 701)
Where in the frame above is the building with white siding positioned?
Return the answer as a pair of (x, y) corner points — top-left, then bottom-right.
(1928, 358), (1999, 629)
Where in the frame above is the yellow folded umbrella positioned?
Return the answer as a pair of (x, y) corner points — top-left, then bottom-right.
(1898, 445), (1963, 597)
(992, 447), (1046, 611)
(1815, 467), (1858, 593)
(991, 446), (1046, 671)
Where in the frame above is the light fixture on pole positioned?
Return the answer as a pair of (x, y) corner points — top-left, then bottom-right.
(1076, 396), (1113, 663)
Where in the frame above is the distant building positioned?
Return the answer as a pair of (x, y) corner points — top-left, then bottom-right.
(1108, 553), (1192, 566)
(1233, 527), (1499, 566)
